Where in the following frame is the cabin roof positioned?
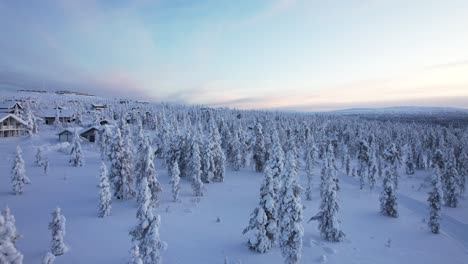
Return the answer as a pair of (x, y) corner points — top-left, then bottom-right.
(0, 101), (22, 110)
(0, 113), (28, 125)
(41, 109), (74, 118)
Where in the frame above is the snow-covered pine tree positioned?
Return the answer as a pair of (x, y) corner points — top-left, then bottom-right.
(0, 214), (23, 264)
(201, 135), (216, 183)
(11, 145), (29, 195)
(140, 215), (167, 264)
(405, 146), (415, 175)
(2, 207), (20, 245)
(230, 130), (243, 171)
(368, 151), (378, 190)
(53, 107), (61, 128)
(12, 150), (25, 194)
(49, 207), (68, 256)
(253, 122), (266, 173)
(141, 140), (162, 207)
(98, 162), (112, 217)
(443, 150), (459, 208)
(190, 138), (204, 197)
(170, 160), (181, 202)
(380, 168), (398, 217)
(320, 144), (338, 198)
(344, 151), (351, 176)
(316, 148), (345, 242)
(278, 151), (304, 264)
(304, 139), (318, 200)
(428, 167), (443, 234)
(109, 128), (135, 200)
(130, 176), (153, 245)
(357, 139), (370, 190)
(129, 243), (143, 264)
(457, 150), (468, 195)
(242, 157), (278, 253)
(431, 148), (445, 171)
(207, 119), (226, 183)
(99, 125), (113, 161)
(35, 147), (46, 167)
(69, 130), (84, 167)
(383, 143), (401, 190)
(268, 130), (285, 205)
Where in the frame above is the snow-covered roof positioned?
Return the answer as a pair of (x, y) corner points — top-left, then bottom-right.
(80, 126), (101, 134)
(0, 101), (22, 110)
(0, 113), (28, 125)
(57, 127), (82, 135)
(41, 109), (74, 118)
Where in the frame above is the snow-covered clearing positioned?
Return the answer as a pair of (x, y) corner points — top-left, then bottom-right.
(1, 127), (467, 263)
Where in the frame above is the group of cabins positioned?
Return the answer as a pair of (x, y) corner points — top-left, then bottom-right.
(0, 100), (109, 139)
(58, 126), (101, 143)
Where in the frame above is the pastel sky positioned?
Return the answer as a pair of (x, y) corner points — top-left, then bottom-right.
(1, 0), (468, 111)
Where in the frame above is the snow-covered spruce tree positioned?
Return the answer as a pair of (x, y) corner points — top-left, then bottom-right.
(170, 160), (181, 202)
(368, 151), (378, 190)
(380, 168), (398, 217)
(140, 215), (167, 264)
(457, 150), (468, 195)
(207, 119), (226, 183)
(0, 214), (23, 264)
(357, 139), (370, 190)
(304, 139), (318, 201)
(53, 107), (61, 128)
(268, 130), (285, 205)
(202, 135), (216, 183)
(109, 128), (135, 200)
(49, 207), (68, 256)
(141, 140), (163, 207)
(130, 176), (154, 251)
(190, 138), (204, 197)
(35, 147), (46, 167)
(405, 147), (415, 175)
(320, 144), (338, 198)
(99, 125), (113, 161)
(316, 149), (345, 242)
(69, 130), (84, 167)
(344, 151), (351, 176)
(278, 151), (304, 264)
(129, 243), (143, 264)
(443, 150), (459, 208)
(428, 167), (443, 234)
(253, 122), (266, 173)
(242, 158), (278, 253)
(98, 162), (112, 217)
(42, 252), (55, 264)
(11, 145), (29, 195)
(2, 207), (20, 245)
(383, 143), (401, 190)
(431, 148), (445, 171)
(230, 130), (243, 171)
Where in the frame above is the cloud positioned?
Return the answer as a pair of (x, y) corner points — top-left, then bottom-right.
(425, 59), (468, 70)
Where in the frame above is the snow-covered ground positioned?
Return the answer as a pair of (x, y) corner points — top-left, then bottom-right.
(1, 127), (467, 264)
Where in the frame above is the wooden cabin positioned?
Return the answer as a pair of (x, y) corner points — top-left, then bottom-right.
(0, 102), (23, 114)
(42, 108), (74, 125)
(58, 126), (100, 143)
(0, 114), (29, 137)
(91, 104), (107, 110)
(58, 129), (75, 143)
(80, 126), (100, 143)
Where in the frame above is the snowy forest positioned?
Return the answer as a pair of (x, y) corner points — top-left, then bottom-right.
(1, 92), (468, 264)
